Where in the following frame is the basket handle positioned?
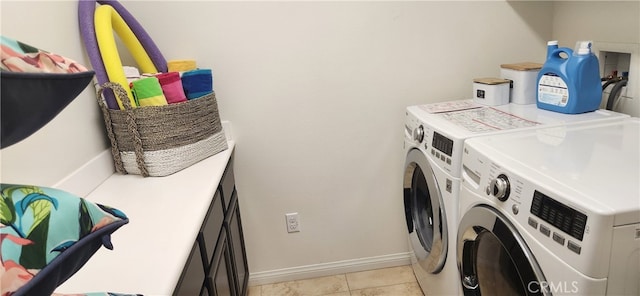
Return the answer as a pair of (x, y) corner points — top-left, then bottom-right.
(96, 82), (149, 177)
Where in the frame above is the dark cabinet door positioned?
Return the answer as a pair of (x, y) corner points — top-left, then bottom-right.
(207, 230), (236, 296)
(202, 189), (225, 265)
(226, 191), (249, 296)
(174, 156), (248, 296)
(221, 158), (235, 212)
(202, 287), (210, 296)
(174, 241), (206, 296)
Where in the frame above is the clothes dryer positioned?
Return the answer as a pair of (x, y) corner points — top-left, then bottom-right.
(457, 118), (639, 295)
(403, 100), (628, 296)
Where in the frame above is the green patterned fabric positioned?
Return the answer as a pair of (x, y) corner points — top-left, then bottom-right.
(0, 184), (129, 296)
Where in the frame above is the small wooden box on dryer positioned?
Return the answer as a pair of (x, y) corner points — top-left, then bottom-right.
(473, 77), (511, 106)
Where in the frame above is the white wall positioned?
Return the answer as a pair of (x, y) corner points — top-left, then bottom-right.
(1, 0), (555, 282)
(552, 1), (639, 46)
(0, 1), (109, 186)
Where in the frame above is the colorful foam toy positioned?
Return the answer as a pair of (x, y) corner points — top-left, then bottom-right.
(78, 0), (167, 109)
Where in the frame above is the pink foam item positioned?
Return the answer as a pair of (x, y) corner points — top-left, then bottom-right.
(156, 72), (187, 104)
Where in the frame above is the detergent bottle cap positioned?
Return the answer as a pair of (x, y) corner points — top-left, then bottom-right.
(576, 41), (592, 55)
(547, 40), (558, 46)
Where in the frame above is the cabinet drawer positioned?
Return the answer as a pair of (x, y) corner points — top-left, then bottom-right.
(201, 189), (225, 266)
(220, 157), (235, 212)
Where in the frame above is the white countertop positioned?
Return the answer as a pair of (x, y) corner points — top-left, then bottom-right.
(56, 141), (235, 295)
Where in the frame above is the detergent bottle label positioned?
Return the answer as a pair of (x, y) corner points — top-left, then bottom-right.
(537, 73), (568, 107)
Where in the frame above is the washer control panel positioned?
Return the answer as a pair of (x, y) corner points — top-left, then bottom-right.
(432, 131), (454, 158)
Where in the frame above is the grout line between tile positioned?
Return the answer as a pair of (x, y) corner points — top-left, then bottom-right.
(343, 272), (352, 292)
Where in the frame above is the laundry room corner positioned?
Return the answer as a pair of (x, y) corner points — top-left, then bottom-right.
(5, 1), (637, 294)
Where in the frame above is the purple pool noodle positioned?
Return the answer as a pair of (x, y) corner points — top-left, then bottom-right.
(78, 0), (168, 109)
(78, 0), (117, 109)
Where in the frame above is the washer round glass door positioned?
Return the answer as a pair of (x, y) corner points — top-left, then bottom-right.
(457, 205), (549, 296)
(403, 148), (447, 274)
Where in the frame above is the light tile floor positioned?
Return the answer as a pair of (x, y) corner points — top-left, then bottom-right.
(248, 265), (424, 296)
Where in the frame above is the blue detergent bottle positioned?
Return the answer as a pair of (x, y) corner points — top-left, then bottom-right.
(536, 41), (603, 114)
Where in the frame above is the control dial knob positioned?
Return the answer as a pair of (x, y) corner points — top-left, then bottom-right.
(414, 125), (425, 143)
(490, 174), (510, 201)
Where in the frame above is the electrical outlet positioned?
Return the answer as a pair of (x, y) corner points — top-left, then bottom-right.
(285, 213), (300, 233)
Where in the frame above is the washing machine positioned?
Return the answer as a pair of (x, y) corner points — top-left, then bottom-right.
(403, 100), (628, 296)
(456, 118), (640, 295)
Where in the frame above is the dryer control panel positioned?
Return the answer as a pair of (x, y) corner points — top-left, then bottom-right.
(530, 190), (587, 241)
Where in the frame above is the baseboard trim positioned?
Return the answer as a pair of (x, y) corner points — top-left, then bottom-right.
(248, 252), (412, 286)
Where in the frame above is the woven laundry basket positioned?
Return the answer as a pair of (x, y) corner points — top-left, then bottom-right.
(96, 82), (227, 177)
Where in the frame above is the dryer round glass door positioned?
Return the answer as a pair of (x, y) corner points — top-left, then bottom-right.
(457, 205), (549, 296)
(403, 148), (447, 274)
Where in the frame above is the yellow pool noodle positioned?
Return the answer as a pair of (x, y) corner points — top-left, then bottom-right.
(95, 5), (158, 109)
